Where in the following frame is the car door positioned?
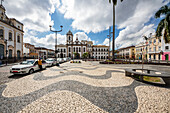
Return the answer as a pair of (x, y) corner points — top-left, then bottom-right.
(33, 61), (39, 71)
(42, 60), (46, 68)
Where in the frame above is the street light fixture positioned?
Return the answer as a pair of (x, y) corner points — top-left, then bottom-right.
(49, 25), (63, 66)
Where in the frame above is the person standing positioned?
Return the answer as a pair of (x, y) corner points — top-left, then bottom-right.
(38, 58), (42, 70)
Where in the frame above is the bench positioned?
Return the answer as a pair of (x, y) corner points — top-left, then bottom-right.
(125, 69), (170, 85)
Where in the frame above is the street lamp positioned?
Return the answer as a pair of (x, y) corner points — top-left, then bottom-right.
(49, 25), (63, 66)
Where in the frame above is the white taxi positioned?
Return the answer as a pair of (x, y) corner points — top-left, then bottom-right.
(10, 59), (47, 74)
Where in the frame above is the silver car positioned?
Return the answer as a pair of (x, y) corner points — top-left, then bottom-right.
(46, 58), (58, 66)
(10, 59), (47, 75)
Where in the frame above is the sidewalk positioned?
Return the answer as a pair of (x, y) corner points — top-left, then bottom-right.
(0, 63), (18, 67)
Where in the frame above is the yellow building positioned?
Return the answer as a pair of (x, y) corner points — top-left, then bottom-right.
(147, 36), (162, 60)
(117, 46), (135, 59)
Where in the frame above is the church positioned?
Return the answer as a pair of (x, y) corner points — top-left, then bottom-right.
(56, 30), (109, 59)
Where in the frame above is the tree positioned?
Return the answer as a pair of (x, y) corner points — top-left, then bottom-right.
(109, 0), (123, 61)
(73, 52), (80, 59)
(82, 52), (88, 59)
(155, 5), (170, 43)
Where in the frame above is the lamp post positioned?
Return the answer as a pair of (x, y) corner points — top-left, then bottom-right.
(107, 26), (112, 60)
(49, 25), (63, 66)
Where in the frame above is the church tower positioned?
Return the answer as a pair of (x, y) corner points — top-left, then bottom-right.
(66, 30), (73, 44)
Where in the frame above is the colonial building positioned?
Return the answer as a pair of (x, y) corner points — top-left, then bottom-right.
(23, 43), (38, 58)
(34, 47), (55, 59)
(117, 46), (135, 59)
(147, 35), (162, 60)
(56, 30), (109, 59)
(0, 4), (24, 60)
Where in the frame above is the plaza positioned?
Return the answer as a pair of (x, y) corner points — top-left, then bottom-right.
(0, 61), (169, 113)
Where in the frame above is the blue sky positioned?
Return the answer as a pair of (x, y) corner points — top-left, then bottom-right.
(4, 0), (169, 50)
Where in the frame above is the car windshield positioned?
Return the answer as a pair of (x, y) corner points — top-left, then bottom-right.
(46, 59), (54, 61)
(21, 60), (34, 65)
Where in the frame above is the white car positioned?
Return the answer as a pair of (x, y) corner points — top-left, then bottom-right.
(10, 59), (47, 75)
(63, 58), (67, 62)
(57, 58), (64, 64)
(46, 58), (58, 66)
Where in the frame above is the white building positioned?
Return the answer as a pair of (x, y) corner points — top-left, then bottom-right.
(56, 30), (109, 59)
(0, 4), (24, 60)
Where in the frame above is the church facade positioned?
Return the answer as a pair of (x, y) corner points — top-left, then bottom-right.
(56, 31), (109, 59)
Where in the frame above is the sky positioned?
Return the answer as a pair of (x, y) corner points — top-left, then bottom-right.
(3, 0), (169, 50)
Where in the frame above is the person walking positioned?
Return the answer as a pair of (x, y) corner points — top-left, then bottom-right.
(38, 58), (42, 70)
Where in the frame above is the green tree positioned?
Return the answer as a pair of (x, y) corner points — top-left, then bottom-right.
(155, 5), (170, 43)
(73, 52), (80, 59)
(109, 0), (123, 61)
(82, 52), (88, 59)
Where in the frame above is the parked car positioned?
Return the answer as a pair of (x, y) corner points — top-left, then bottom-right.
(63, 58), (67, 62)
(57, 58), (64, 64)
(10, 59), (47, 75)
(46, 58), (58, 66)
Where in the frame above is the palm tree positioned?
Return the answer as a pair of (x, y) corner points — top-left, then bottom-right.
(109, 0), (123, 61)
(155, 5), (170, 43)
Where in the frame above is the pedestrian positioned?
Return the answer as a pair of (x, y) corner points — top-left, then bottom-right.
(38, 58), (42, 70)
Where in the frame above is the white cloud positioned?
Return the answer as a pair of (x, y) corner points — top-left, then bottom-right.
(58, 0), (167, 49)
(24, 33), (66, 50)
(24, 31), (94, 49)
(4, 0), (60, 32)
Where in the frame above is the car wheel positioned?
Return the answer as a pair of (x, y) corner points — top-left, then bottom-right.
(29, 69), (34, 74)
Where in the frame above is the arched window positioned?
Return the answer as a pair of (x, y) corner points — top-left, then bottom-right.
(74, 47), (75, 52)
(17, 50), (20, 59)
(9, 32), (12, 41)
(9, 49), (12, 58)
(0, 29), (4, 40)
(69, 36), (71, 40)
(84, 48), (85, 52)
(79, 47), (81, 52)
(0, 44), (4, 58)
(69, 47), (71, 52)
(17, 35), (20, 43)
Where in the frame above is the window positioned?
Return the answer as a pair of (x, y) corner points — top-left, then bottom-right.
(69, 36), (71, 40)
(74, 47), (75, 52)
(159, 46), (161, 51)
(69, 47), (71, 52)
(149, 40), (152, 44)
(8, 32), (12, 41)
(64, 49), (66, 52)
(0, 29), (3, 39)
(159, 39), (161, 43)
(84, 48), (85, 52)
(76, 47), (78, 52)
(79, 47), (81, 52)
(154, 39), (156, 44)
(165, 46), (169, 50)
(17, 35), (20, 43)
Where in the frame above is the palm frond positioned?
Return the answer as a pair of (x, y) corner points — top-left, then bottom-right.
(155, 5), (169, 18)
(156, 19), (164, 37)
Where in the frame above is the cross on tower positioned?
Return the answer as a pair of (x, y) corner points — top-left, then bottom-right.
(1, 0), (4, 5)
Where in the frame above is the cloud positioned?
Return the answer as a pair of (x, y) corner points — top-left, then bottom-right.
(4, 0), (60, 32)
(24, 31), (94, 49)
(58, 0), (167, 48)
(24, 33), (66, 50)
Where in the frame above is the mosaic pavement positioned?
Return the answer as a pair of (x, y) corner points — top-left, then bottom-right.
(0, 61), (170, 113)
